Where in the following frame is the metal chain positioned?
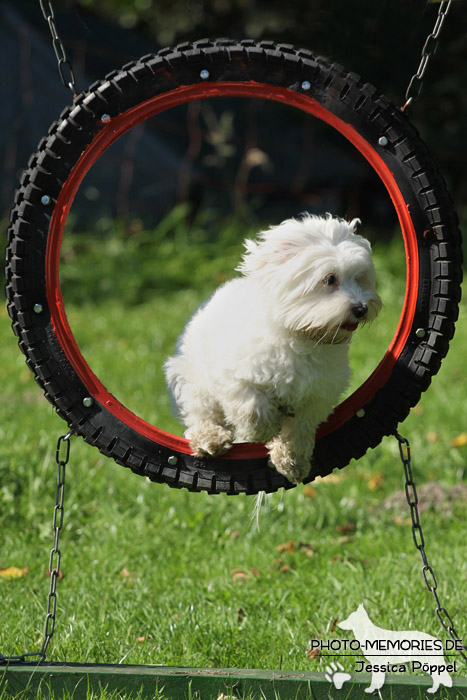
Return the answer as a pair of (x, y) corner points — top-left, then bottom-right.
(39, 0), (78, 98)
(0, 431), (71, 666)
(401, 0), (453, 111)
(395, 431), (467, 663)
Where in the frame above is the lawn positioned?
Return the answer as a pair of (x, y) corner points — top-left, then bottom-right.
(1, 209), (466, 698)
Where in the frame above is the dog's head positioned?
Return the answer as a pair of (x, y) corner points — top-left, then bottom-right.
(237, 214), (382, 344)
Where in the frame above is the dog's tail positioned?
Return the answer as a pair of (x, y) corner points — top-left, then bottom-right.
(251, 491), (266, 530)
(251, 490), (285, 529)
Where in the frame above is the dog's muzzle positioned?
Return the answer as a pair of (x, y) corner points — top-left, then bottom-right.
(341, 303), (368, 333)
(351, 303), (368, 320)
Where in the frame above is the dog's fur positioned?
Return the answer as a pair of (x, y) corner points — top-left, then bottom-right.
(339, 604), (453, 693)
(164, 214), (381, 483)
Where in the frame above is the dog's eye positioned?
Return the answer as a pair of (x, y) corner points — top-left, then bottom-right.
(323, 273), (337, 286)
(355, 272), (370, 287)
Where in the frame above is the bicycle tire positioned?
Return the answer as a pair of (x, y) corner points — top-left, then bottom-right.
(5, 38), (462, 494)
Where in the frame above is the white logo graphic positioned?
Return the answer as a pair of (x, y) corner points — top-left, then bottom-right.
(324, 661), (352, 689)
(338, 603), (454, 694)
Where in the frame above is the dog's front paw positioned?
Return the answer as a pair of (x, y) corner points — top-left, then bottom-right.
(266, 437), (311, 484)
(186, 421), (233, 458)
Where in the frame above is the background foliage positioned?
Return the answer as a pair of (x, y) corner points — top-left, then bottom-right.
(61, 0), (467, 211)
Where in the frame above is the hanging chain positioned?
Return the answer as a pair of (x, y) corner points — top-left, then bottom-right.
(39, 0), (78, 98)
(401, 1), (453, 111)
(395, 432), (467, 663)
(40, 431), (71, 660)
(0, 431), (71, 666)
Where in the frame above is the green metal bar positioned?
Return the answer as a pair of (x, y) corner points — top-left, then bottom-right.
(2, 664), (467, 699)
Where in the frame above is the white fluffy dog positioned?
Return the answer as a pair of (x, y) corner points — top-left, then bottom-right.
(164, 214), (381, 484)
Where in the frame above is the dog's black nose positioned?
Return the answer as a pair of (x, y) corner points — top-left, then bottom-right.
(352, 303), (368, 320)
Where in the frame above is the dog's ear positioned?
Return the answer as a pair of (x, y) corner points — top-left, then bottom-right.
(236, 232), (307, 277)
(276, 240), (308, 259)
(348, 218), (361, 233)
(236, 238), (262, 276)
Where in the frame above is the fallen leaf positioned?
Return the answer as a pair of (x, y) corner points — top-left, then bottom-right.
(136, 636), (145, 643)
(307, 647), (321, 659)
(119, 567), (134, 581)
(46, 568), (64, 580)
(249, 567), (260, 578)
(303, 486), (317, 498)
(277, 541), (295, 554)
(0, 567), (28, 580)
(451, 433), (467, 448)
(232, 568), (249, 582)
(368, 472), (384, 491)
(298, 541), (314, 557)
(330, 617), (339, 633)
(336, 521), (356, 534)
(280, 564), (290, 573)
(332, 535), (355, 545)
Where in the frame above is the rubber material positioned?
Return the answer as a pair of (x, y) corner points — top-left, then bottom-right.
(5, 39), (462, 494)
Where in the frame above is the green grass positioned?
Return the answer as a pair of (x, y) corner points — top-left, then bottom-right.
(1, 210), (467, 698)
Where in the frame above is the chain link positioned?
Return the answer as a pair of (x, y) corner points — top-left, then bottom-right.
(39, 0), (78, 97)
(0, 431), (71, 666)
(401, 1), (453, 111)
(395, 431), (467, 663)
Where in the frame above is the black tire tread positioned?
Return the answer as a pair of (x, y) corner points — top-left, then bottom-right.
(5, 39), (462, 495)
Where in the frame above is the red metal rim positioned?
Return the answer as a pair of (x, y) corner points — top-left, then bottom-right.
(45, 81), (418, 459)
